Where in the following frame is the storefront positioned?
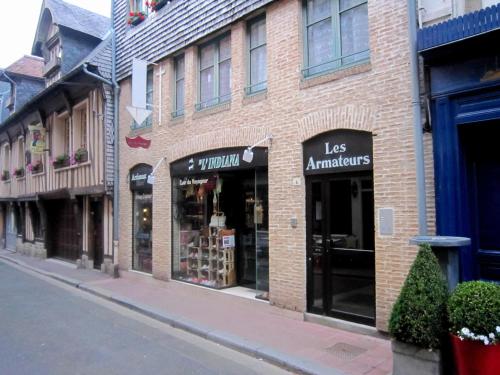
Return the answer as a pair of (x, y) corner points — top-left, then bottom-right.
(304, 130), (375, 326)
(129, 164), (153, 273)
(170, 147), (269, 299)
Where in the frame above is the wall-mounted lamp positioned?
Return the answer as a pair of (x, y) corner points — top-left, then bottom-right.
(242, 134), (273, 163)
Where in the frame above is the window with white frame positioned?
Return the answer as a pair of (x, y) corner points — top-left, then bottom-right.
(73, 102), (88, 151)
(197, 34), (231, 110)
(2, 144), (11, 180)
(247, 16), (267, 95)
(53, 112), (71, 161)
(173, 54), (185, 117)
(303, 0), (369, 77)
(16, 137), (25, 177)
(132, 69), (153, 129)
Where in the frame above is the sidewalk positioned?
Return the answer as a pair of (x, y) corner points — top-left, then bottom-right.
(0, 250), (392, 375)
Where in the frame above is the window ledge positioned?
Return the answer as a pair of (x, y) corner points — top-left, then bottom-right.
(169, 114), (185, 126)
(243, 90), (267, 105)
(15, 176), (26, 181)
(54, 160), (91, 173)
(193, 101), (231, 119)
(2, 180), (11, 184)
(128, 126), (153, 137)
(300, 60), (372, 90)
(31, 171), (45, 177)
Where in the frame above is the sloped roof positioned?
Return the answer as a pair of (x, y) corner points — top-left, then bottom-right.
(45, 0), (110, 39)
(32, 0), (110, 55)
(5, 56), (44, 78)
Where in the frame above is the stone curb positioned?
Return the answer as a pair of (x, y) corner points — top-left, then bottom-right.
(1, 255), (343, 375)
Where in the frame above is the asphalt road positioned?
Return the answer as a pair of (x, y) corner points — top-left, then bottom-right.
(0, 261), (290, 375)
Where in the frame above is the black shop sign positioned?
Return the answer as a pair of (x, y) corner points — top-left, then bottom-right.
(303, 130), (373, 175)
(129, 163), (153, 192)
(170, 147), (268, 177)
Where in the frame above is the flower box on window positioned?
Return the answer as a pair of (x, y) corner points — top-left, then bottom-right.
(52, 154), (70, 169)
(28, 160), (44, 174)
(147, 0), (170, 12)
(13, 167), (25, 178)
(1, 170), (10, 181)
(128, 11), (146, 25)
(74, 148), (88, 163)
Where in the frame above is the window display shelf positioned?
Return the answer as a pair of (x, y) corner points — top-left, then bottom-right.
(182, 227), (236, 288)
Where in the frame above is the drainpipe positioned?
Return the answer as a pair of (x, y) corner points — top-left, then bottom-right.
(407, 0), (427, 235)
(82, 64), (113, 86)
(111, 0), (121, 264)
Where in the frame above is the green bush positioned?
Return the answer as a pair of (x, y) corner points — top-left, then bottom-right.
(448, 281), (500, 336)
(388, 244), (448, 350)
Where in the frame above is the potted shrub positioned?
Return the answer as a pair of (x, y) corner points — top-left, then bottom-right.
(52, 154), (70, 169)
(127, 11), (146, 25)
(388, 243), (448, 375)
(448, 281), (500, 375)
(1, 170), (10, 181)
(13, 167), (24, 178)
(74, 148), (88, 163)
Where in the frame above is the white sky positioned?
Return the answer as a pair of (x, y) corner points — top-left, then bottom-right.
(0, 0), (111, 68)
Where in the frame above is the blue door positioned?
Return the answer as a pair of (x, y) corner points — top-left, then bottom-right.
(461, 124), (500, 281)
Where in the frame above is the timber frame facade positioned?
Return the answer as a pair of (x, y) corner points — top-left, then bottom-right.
(0, 0), (114, 272)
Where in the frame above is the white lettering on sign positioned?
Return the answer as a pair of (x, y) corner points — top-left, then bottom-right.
(305, 142), (371, 171)
(179, 178), (209, 186)
(325, 142), (346, 154)
(131, 173), (148, 181)
(197, 153), (240, 171)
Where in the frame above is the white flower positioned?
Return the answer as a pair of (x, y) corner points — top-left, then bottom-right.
(489, 333), (495, 339)
(483, 338), (489, 345)
(461, 327), (470, 335)
(496, 326), (500, 334)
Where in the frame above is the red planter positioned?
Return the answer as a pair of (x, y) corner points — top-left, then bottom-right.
(451, 334), (500, 375)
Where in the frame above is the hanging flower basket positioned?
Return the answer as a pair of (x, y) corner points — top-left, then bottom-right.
(28, 160), (44, 174)
(127, 11), (146, 25)
(13, 167), (25, 178)
(147, 0), (170, 12)
(52, 154), (70, 169)
(74, 148), (88, 163)
(1, 170), (10, 181)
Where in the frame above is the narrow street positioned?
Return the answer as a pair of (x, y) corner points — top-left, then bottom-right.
(0, 262), (289, 375)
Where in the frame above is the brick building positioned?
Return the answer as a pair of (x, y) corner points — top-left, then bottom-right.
(115, 0), (425, 331)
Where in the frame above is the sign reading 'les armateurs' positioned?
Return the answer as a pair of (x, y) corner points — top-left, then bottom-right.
(303, 130), (373, 175)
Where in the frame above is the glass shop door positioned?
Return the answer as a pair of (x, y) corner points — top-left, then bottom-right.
(306, 173), (375, 325)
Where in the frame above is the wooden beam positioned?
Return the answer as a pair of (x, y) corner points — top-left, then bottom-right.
(61, 90), (73, 115)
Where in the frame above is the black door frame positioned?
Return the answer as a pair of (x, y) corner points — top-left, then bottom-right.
(306, 171), (375, 325)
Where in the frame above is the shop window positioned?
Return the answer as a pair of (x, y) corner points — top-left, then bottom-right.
(302, 0), (369, 78)
(171, 152), (269, 295)
(196, 34), (231, 110)
(246, 16), (267, 95)
(132, 69), (153, 129)
(172, 54), (185, 118)
(130, 164), (153, 273)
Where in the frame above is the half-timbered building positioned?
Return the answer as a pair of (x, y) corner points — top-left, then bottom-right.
(0, 0), (114, 271)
